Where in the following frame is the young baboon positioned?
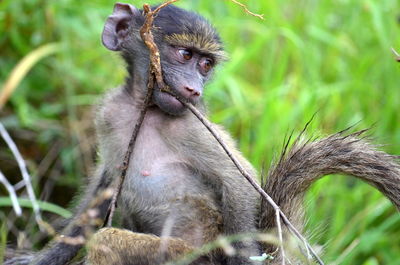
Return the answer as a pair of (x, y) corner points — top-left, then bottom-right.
(4, 3), (400, 265)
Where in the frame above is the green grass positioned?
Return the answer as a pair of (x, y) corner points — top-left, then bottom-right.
(0, 0), (399, 264)
(0, 197), (72, 218)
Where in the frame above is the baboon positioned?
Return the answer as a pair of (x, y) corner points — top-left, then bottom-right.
(4, 3), (400, 265)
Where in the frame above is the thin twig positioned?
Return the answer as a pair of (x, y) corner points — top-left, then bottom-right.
(0, 122), (43, 226)
(104, 1), (178, 227)
(187, 99), (323, 264)
(0, 169), (22, 216)
(276, 210), (286, 265)
(163, 93), (324, 265)
(228, 0), (264, 20)
(104, 76), (153, 227)
(140, 1), (179, 91)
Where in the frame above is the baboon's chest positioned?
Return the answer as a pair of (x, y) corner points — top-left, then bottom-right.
(118, 119), (221, 244)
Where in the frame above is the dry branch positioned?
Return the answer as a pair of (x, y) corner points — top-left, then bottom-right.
(104, 83), (152, 227)
(140, 1), (179, 91)
(275, 209), (286, 264)
(0, 122), (43, 227)
(164, 91), (324, 264)
(228, 0), (264, 20)
(0, 169), (22, 216)
(104, 0), (178, 227)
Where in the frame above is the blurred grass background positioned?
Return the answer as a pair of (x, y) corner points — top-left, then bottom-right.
(0, 0), (399, 264)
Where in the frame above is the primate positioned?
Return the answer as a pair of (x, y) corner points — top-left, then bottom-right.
(5, 3), (400, 265)
(28, 3), (259, 265)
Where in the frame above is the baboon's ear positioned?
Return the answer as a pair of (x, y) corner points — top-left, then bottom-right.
(102, 3), (140, 51)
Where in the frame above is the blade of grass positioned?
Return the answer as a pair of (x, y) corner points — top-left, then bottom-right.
(0, 197), (72, 218)
(0, 43), (61, 108)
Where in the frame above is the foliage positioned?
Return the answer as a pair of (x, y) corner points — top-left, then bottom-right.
(0, 0), (399, 264)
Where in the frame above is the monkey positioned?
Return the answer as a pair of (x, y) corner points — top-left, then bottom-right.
(4, 3), (400, 265)
(82, 130), (400, 265)
(16, 3), (260, 265)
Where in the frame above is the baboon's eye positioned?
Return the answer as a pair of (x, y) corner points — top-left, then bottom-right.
(199, 57), (214, 74)
(178, 49), (193, 60)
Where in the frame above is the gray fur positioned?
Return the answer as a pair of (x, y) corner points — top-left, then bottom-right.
(8, 3), (260, 264)
(5, 3), (400, 265)
(95, 86), (260, 263)
(260, 130), (400, 260)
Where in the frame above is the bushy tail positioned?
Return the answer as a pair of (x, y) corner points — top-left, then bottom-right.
(260, 130), (400, 234)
